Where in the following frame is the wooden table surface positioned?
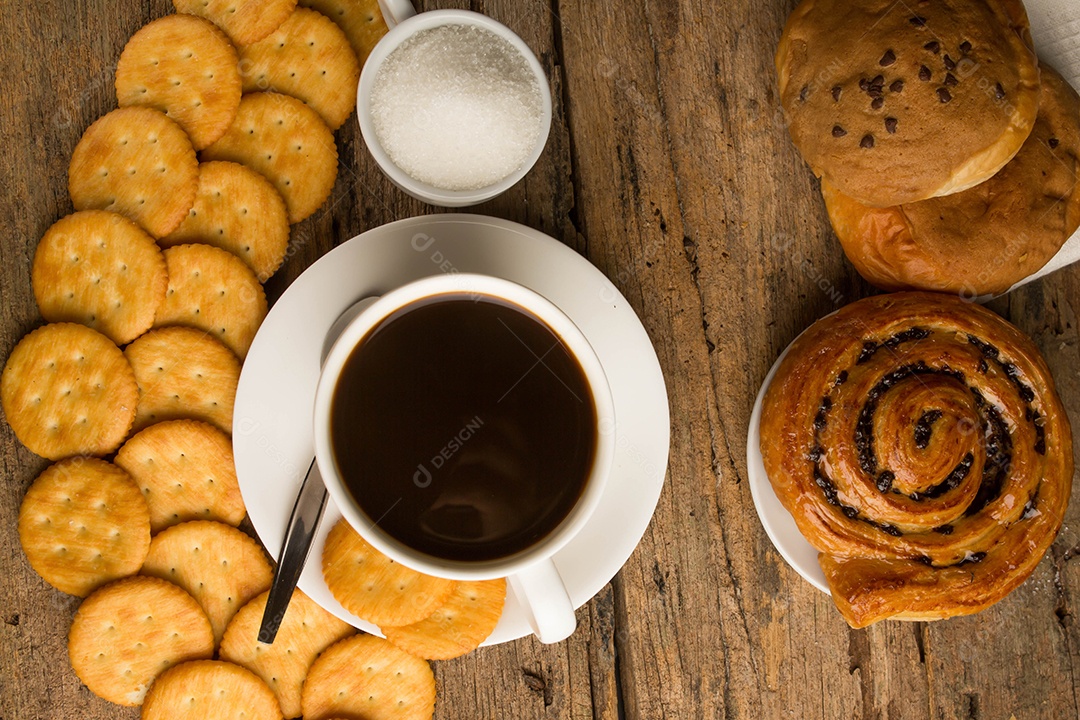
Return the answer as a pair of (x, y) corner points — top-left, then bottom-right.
(3, 1), (1080, 718)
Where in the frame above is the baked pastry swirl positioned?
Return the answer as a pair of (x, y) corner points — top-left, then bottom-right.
(760, 293), (1073, 627)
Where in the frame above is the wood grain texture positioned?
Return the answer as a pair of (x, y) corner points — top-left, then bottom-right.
(1, 0), (1078, 719)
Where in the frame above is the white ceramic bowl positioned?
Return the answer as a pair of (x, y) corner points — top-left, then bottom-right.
(356, 9), (553, 207)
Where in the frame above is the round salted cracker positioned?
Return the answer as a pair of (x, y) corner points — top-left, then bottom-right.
(238, 8), (360, 130)
(776, 0), (1041, 207)
(201, 92), (338, 224)
(300, 0), (388, 66)
(141, 520), (273, 645)
(68, 106), (198, 238)
(115, 14), (242, 150)
(68, 576), (214, 706)
(162, 161), (290, 281)
(124, 326), (240, 434)
(18, 458), (150, 597)
(322, 518), (455, 628)
(383, 578), (506, 660)
(115, 419), (244, 533)
(32, 210), (167, 345)
(173, 0), (298, 46)
(1, 323), (138, 459)
(301, 634), (436, 720)
(220, 589), (355, 718)
(142, 660), (283, 720)
(154, 243), (267, 359)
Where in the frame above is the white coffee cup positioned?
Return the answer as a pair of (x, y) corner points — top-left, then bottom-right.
(313, 273), (615, 643)
(357, 5), (553, 207)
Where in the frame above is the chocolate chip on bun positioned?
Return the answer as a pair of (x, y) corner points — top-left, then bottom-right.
(823, 64), (1080, 296)
(777, 0), (1041, 207)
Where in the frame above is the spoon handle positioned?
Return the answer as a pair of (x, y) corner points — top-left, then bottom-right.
(258, 458), (329, 643)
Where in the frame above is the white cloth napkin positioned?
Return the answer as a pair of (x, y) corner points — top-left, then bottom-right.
(1007, 0), (1080, 290)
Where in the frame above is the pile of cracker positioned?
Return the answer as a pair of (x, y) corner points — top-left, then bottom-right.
(0, 1), (507, 718)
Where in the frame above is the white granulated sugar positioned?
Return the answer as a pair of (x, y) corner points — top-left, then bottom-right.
(371, 23), (545, 191)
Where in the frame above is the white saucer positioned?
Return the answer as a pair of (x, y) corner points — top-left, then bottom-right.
(233, 214), (670, 644)
(746, 336), (830, 594)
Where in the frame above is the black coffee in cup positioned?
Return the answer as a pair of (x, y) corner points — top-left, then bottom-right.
(330, 293), (596, 562)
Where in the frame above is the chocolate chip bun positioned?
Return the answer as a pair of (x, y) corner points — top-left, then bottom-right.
(823, 65), (1080, 296)
(777, 0), (1041, 207)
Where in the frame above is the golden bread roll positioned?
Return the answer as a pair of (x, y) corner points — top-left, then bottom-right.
(823, 65), (1080, 296)
(777, 0), (1040, 207)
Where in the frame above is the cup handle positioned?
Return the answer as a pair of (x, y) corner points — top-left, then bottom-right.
(377, 0), (417, 28)
(322, 296), (380, 367)
(508, 559), (577, 644)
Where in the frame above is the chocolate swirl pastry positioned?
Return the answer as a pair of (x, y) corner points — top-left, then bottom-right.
(760, 293), (1072, 627)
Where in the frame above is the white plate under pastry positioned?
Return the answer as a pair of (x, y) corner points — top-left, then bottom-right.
(747, 336), (830, 594)
(233, 214), (670, 643)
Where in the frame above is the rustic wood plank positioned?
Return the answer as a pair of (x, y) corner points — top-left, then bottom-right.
(552, 1), (753, 717)
(0, 1), (168, 718)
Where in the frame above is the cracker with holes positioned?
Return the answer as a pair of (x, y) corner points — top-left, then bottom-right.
(116, 14), (242, 150)
(68, 575), (214, 705)
(1, 323), (138, 459)
(383, 578), (505, 659)
(142, 660), (284, 720)
(301, 634), (437, 720)
(154, 241), (267, 358)
(238, 8), (360, 130)
(115, 419), (244, 533)
(300, 0), (388, 66)
(68, 107), (198, 238)
(124, 326), (240, 434)
(220, 589), (355, 718)
(32, 210), (167, 345)
(322, 518), (455, 627)
(154, 243), (267, 359)
(142, 520), (272, 644)
(18, 458), (150, 597)
(162, 161), (289, 281)
(174, 0), (298, 45)
(201, 92), (338, 223)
